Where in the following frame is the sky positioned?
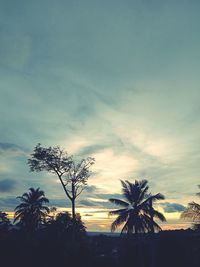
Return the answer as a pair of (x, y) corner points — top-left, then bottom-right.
(0, 0), (200, 232)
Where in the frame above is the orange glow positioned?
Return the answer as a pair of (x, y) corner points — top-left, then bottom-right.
(5, 207), (192, 232)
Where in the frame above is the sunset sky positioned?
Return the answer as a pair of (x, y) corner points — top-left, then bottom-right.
(0, 0), (200, 231)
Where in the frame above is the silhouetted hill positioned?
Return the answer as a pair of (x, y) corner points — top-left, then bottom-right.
(0, 228), (200, 267)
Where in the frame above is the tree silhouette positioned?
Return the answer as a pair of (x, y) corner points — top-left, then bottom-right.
(49, 211), (72, 231)
(0, 211), (10, 232)
(109, 180), (166, 234)
(14, 187), (50, 231)
(181, 185), (200, 227)
(47, 211), (86, 234)
(28, 144), (95, 219)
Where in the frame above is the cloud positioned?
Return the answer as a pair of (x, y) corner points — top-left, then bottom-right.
(0, 143), (27, 160)
(0, 143), (25, 152)
(161, 202), (186, 213)
(78, 144), (109, 156)
(0, 179), (17, 193)
(96, 193), (123, 200)
(1, 33), (32, 71)
(0, 197), (18, 210)
(94, 200), (117, 209)
(84, 185), (98, 193)
(79, 200), (96, 207)
(79, 193), (125, 209)
(49, 198), (71, 207)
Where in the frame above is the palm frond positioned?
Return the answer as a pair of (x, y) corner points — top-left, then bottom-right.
(151, 193), (165, 201)
(181, 202), (200, 222)
(22, 193), (30, 199)
(141, 193), (165, 208)
(111, 212), (128, 232)
(139, 179), (148, 189)
(151, 209), (166, 222)
(120, 180), (133, 203)
(181, 210), (197, 221)
(120, 221), (129, 234)
(138, 184), (149, 203)
(142, 214), (162, 232)
(109, 208), (128, 216)
(109, 198), (129, 207)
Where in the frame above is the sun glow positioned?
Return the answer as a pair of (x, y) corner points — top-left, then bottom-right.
(4, 207), (192, 232)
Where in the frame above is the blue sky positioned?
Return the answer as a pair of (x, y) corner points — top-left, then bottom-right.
(0, 0), (200, 231)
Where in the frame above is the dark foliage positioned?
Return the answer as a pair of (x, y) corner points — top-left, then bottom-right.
(0, 229), (200, 267)
(0, 211), (10, 232)
(46, 211), (86, 241)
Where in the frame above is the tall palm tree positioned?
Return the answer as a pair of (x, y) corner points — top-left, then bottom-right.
(14, 187), (50, 231)
(181, 185), (200, 226)
(109, 180), (166, 234)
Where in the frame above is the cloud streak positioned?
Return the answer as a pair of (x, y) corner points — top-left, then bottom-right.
(0, 179), (17, 193)
(161, 202), (186, 213)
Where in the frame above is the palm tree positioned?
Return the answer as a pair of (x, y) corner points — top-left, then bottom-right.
(181, 185), (200, 227)
(181, 202), (200, 223)
(14, 187), (50, 231)
(109, 180), (166, 234)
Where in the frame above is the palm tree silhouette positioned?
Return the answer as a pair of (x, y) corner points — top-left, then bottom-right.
(14, 187), (50, 231)
(181, 185), (200, 226)
(109, 180), (166, 234)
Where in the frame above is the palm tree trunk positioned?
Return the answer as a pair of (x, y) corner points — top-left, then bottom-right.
(150, 213), (154, 233)
(149, 199), (154, 233)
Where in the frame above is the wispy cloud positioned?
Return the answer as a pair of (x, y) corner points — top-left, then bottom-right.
(0, 143), (27, 155)
(0, 178), (17, 193)
(79, 200), (96, 207)
(161, 202), (186, 213)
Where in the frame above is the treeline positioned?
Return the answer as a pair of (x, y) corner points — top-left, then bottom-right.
(1, 219), (200, 267)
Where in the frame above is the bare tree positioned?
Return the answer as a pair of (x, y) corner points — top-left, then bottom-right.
(28, 144), (95, 219)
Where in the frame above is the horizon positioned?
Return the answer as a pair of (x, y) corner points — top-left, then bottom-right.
(1, 0), (200, 232)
